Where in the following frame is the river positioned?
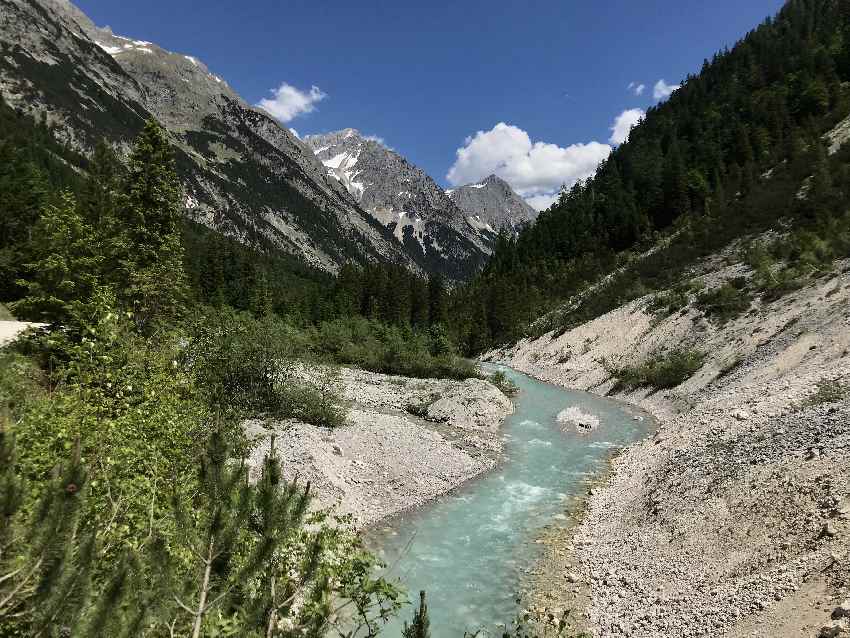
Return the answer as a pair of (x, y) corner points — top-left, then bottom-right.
(366, 366), (649, 637)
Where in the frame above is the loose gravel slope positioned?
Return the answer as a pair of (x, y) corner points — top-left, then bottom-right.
(487, 254), (850, 637)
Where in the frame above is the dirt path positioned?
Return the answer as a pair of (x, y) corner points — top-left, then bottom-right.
(0, 321), (44, 346)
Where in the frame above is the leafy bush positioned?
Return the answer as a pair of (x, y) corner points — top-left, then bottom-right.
(609, 349), (706, 391)
(286, 367), (348, 428)
(184, 306), (302, 416)
(311, 317), (479, 380)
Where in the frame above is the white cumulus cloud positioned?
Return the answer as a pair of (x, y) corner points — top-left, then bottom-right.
(609, 108), (645, 145)
(446, 122), (611, 211)
(653, 79), (680, 100)
(524, 193), (562, 211)
(257, 83), (327, 123)
(627, 82), (646, 96)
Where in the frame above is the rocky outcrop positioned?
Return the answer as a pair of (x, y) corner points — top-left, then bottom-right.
(304, 129), (490, 279)
(489, 245), (850, 636)
(245, 368), (513, 527)
(447, 173), (538, 233)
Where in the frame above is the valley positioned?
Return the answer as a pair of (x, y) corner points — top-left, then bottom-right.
(2, 0), (850, 636)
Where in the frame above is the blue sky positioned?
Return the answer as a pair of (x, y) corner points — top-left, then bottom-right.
(75, 0), (786, 208)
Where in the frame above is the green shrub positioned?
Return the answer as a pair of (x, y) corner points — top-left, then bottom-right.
(803, 378), (848, 406)
(645, 281), (698, 317)
(312, 317), (478, 380)
(489, 370), (519, 397)
(286, 367), (348, 428)
(696, 282), (752, 324)
(184, 306), (303, 416)
(609, 349), (706, 391)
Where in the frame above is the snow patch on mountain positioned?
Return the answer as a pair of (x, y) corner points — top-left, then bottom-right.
(303, 128), (492, 269)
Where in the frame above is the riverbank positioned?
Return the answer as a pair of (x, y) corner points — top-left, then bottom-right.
(488, 255), (850, 636)
(245, 367), (513, 528)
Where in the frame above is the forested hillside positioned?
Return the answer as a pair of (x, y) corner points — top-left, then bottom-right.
(0, 101), (479, 634)
(448, 0), (850, 352)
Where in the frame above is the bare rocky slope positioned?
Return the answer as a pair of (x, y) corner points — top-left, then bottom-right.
(245, 367), (513, 528)
(447, 173), (538, 233)
(304, 129), (491, 279)
(486, 244), (850, 637)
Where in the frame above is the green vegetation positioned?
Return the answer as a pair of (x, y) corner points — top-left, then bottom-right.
(607, 350), (706, 392)
(695, 279), (753, 324)
(745, 214), (850, 301)
(0, 118), (405, 636)
(403, 591), (431, 638)
(3, 0), (849, 633)
(646, 280), (703, 318)
(803, 378), (849, 406)
(449, 0), (850, 352)
(489, 370), (520, 397)
(0, 303), (13, 320)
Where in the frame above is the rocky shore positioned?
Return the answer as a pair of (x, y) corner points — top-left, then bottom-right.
(488, 255), (850, 637)
(246, 367), (513, 528)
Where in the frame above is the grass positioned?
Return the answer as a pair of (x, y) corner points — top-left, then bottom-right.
(608, 349), (706, 392)
(0, 304), (15, 321)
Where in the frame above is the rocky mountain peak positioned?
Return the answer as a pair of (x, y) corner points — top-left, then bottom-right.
(303, 129), (491, 272)
(0, 0), (490, 280)
(447, 174), (537, 233)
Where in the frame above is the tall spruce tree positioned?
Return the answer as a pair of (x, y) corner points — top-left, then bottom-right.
(120, 120), (190, 331)
(12, 191), (103, 324)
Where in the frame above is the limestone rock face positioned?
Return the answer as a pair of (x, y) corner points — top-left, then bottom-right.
(447, 174), (538, 233)
(305, 129), (491, 279)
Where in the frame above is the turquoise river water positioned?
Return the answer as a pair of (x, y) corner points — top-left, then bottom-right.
(366, 366), (649, 637)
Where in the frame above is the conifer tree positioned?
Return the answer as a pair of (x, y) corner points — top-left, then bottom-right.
(119, 119), (190, 331)
(154, 430), (312, 638)
(80, 140), (124, 229)
(427, 274), (447, 326)
(402, 590), (431, 638)
(0, 433), (97, 636)
(12, 191), (103, 324)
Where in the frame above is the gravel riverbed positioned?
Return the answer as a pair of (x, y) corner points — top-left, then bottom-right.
(245, 367), (513, 528)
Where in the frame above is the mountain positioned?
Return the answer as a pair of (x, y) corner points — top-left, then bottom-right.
(446, 174), (538, 233)
(303, 129), (490, 277)
(0, 0), (481, 278)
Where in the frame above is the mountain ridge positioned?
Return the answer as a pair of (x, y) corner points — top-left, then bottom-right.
(304, 127), (491, 278)
(0, 0), (485, 278)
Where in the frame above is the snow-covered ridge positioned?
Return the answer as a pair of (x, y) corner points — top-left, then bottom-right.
(95, 40), (153, 55)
